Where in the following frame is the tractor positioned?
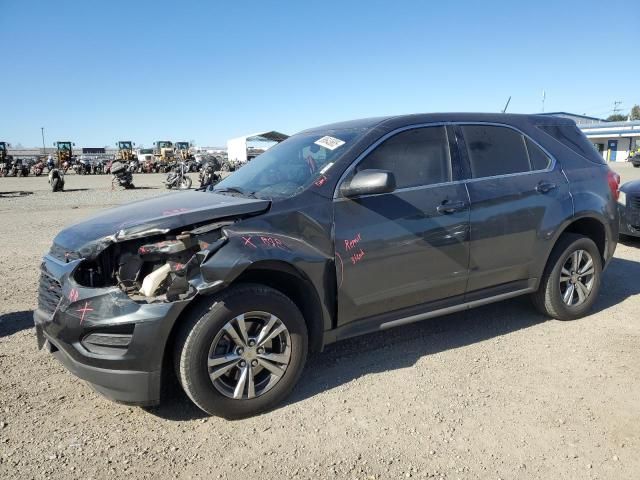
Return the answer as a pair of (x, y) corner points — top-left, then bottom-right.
(53, 141), (75, 171)
(153, 141), (174, 172)
(116, 141), (137, 162)
(0, 142), (13, 176)
(175, 141), (193, 161)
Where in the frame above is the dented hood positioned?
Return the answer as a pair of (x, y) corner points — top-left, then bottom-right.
(53, 191), (270, 256)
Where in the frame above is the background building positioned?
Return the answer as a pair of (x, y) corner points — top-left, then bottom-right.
(540, 112), (640, 162)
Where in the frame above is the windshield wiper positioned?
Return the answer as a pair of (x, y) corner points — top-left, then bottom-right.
(212, 187), (258, 198)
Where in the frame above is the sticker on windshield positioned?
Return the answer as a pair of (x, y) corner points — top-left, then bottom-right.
(314, 136), (345, 151)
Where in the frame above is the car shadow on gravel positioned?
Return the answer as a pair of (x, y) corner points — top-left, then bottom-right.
(0, 310), (33, 337)
(145, 256), (640, 421)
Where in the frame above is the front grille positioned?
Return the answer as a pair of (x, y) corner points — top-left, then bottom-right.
(38, 272), (62, 315)
(630, 194), (640, 210)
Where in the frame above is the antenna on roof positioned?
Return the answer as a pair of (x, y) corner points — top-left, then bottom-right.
(501, 96), (511, 113)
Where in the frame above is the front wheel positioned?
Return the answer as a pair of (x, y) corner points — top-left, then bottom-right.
(531, 234), (602, 320)
(180, 176), (192, 189)
(174, 284), (308, 419)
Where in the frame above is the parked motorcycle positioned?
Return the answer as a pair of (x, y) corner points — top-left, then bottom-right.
(111, 161), (135, 190)
(164, 161), (192, 189)
(198, 162), (220, 189)
(31, 160), (45, 176)
(49, 169), (65, 192)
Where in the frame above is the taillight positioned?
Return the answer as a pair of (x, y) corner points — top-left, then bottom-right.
(607, 169), (621, 200)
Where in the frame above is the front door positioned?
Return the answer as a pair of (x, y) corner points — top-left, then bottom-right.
(333, 126), (470, 326)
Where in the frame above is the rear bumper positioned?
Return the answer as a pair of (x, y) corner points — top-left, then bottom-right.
(35, 253), (190, 406)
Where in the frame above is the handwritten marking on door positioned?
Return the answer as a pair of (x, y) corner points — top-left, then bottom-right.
(350, 248), (365, 265)
(344, 233), (361, 251)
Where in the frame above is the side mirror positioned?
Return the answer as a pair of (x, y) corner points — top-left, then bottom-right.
(341, 169), (396, 198)
(133, 142), (136, 146)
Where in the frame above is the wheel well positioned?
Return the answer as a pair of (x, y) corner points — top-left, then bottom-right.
(231, 262), (325, 353)
(560, 217), (606, 261)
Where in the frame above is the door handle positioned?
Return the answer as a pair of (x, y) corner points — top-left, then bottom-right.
(536, 181), (557, 194)
(437, 200), (466, 214)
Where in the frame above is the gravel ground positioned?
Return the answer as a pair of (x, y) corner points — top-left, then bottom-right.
(1, 168), (639, 480)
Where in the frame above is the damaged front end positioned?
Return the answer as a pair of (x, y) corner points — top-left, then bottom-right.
(34, 207), (262, 406)
(72, 219), (231, 304)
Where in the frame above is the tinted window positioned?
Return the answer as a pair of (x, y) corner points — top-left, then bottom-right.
(525, 138), (551, 170)
(462, 125), (530, 178)
(537, 125), (605, 164)
(356, 126), (451, 188)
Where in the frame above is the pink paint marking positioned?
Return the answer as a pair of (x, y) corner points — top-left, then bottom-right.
(68, 288), (79, 303)
(242, 236), (257, 248)
(76, 301), (93, 325)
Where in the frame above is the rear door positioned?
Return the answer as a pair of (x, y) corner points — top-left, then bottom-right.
(457, 124), (570, 294)
(333, 125), (471, 325)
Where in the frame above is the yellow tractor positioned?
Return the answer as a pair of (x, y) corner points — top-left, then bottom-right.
(116, 141), (137, 162)
(153, 141), (174, 172)
(53, 141), (75, 170)
(175, 141), (193, 161)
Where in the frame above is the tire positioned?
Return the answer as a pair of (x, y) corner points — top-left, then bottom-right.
(174, 284), (308, 419)
(531, 233), (602, 320)
(51, 177), (60, 192)
(180, 176), (192, 190)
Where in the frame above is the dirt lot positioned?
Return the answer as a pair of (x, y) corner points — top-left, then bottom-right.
(1, 167), (639, 479)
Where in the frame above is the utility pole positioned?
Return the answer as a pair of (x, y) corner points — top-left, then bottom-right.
(41, 127), (46, 155)
(541, 90), (546, 113)
(612, 101), (623, 116)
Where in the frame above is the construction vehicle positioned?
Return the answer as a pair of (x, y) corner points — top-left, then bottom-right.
(115, 141), (137, 162)
(153, 141), (174, 172)
(53, 141), (75, 170)
(175, 141), (193, 161)
(0, 142), (13, 176)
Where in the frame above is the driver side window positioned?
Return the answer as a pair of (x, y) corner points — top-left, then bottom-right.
(356, 126), (452, 189)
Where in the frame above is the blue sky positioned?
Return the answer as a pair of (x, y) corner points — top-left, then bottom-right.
(1, 0), (638, 147)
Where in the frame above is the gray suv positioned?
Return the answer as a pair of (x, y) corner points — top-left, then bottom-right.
(35, 113), (620, 418)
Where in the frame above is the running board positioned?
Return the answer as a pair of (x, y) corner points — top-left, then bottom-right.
(379, 288), (534, 330)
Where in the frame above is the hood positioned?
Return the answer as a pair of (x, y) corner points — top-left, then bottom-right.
(53, 190), (270, 256)
(620, 180), (640, 193)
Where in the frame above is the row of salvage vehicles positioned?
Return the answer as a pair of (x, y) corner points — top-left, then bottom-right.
(1, 140), (225, 192)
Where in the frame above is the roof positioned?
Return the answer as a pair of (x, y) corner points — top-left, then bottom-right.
(233, 131), (289, 143)
(300, 112), (576, 135)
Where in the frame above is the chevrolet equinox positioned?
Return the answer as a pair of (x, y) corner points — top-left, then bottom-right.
(35, 113), (620, 418)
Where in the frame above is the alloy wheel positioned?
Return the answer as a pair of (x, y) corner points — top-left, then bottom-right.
(207, 311), (292, 400)
(559, 249), (595, 307)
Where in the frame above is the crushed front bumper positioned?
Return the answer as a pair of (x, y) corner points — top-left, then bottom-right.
(34, 253), (190, 406)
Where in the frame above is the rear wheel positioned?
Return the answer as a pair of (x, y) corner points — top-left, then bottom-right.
(51, 177), (60, 192)
(174, 284), (308, 419)
(531, 234), (602, 320)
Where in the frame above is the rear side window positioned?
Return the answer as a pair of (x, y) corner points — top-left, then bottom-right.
(356, 126), (451, 188)
(525, 138), (551, 170)
(537, 125), (605, 164)
(461, 125), (530, 178)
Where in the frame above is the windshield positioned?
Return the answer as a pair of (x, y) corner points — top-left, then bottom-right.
(157, 141), (172, 148)
(58, 142), (71, 150)
(214, 129), (364, 199)
(119, 142), (132, 149)
(176, 142), (189, 149)
(140, 148), (153, 154)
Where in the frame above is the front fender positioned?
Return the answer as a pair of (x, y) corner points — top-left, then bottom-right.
(198, 226), (335, 334)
